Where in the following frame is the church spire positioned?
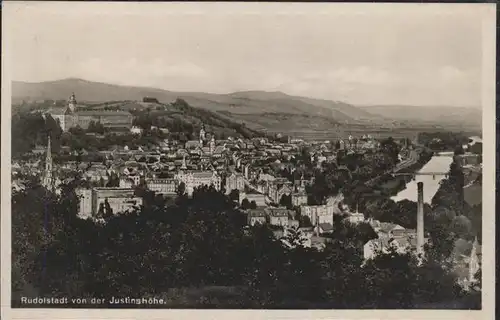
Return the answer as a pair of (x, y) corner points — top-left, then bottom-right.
(42, 135), (54, 190)
(469, 236), (480, 284)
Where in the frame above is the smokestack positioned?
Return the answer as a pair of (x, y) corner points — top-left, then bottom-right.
(417, 182), (424, 256)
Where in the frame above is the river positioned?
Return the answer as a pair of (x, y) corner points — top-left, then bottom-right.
(391, 153), (454, 204)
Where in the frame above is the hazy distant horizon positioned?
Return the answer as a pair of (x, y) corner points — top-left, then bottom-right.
(7, 3), (484, 108)
(11, 77), (481, 110)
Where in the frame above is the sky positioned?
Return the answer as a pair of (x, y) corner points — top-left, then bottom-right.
(6, 3), (488, 107)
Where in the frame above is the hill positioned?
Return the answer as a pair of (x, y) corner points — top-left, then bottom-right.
(360, 105), (482, 130)
(12, 78), (482, 139)
(11, 78), (382, 125)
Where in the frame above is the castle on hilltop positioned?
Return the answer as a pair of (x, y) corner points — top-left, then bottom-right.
(47, 93), (133, 131)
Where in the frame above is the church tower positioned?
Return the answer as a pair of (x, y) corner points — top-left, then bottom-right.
(199, 123), (206, 145)
(67, 92), (77, 113)
(42, 135), (54, 190)
(469, 236), (480, 284)
(209, 136), (216, 155)
(181, 154), (187, 170)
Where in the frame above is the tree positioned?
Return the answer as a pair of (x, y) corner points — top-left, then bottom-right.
(380, 137), (400, 165)
(12, 174), (478, 308)
(454, 145), (465, 155)
(106, 172), (120, 187)
(334, 140), (341, 150)
(176, 182), (186, 197)
(228, 189), (240, 203)
(104, 199), (114, 218)
(279, 194), (292, 209)
(469, 142), (482, 155)
(250, 200), (257, 209)
(241, 198), (251, 210)
(450, 215), (473, 239)
(299, 215), (312, 228)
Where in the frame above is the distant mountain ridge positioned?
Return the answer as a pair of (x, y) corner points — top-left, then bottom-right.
(359, 105), (482, 129)
(12, 78), (481, 131)
(11, 78), (382, 123)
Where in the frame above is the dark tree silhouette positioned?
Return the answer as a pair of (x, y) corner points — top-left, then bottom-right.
(250, 200), (257, 209)
(228, 189), (240, 203)
(241, 198), (251, 210)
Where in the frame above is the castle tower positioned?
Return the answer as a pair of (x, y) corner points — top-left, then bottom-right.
(416, 182), (425, 256)
(67, 92), (77, 113)
(42, 135), (54, 190)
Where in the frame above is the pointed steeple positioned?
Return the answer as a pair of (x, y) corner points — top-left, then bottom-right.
(469, 236), (480, 283)
(42, 135), (54, 190)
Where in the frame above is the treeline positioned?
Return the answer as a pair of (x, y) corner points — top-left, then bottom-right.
(418, 132), (470, 151)
(11, 98), (268, 160)
(12, 178), (480, 308)
(12, 112), (63, 157)
(304, 138), (401, 206)
(11, 111), (166, 160)
(300, 137), (481, 264)
(131, 98), (266, 141)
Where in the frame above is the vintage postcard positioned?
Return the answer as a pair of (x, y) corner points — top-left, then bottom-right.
(1, 2), (495, 320)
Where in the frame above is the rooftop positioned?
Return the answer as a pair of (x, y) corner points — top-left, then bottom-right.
(76, 110), (132, 116)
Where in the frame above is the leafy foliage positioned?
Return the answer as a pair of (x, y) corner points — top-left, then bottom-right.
(12, 129), (480, 308)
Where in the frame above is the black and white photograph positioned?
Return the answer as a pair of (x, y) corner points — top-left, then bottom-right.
(1, 2), (495, 319)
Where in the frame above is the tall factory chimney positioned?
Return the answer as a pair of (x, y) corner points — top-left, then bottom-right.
(416, 182), (425, 256)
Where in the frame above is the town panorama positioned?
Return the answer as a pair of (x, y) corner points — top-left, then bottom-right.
(11, 90), (482, 309)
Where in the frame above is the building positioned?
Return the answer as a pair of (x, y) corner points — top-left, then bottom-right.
(146, 178), (178, 195)
(91, 188), (142, 216)
(346, 212), (365, 224)
(291, 192), (308, 207)
(364, 184), (428, 261)
(265, 207), (292, 227)
(344, 204), (365, 224)
(175, 170), (222, 196)
(271, 183), (293, 204)
(288, 219), (300, 228)
(76, 188), (93, 219)
(42, 135), (54, 191)
(240, 190), (267, 207)
(185, 140), (203, 149)
(457, 153), (482, 166)
(225, 172), (245, 194)
(247, 209), (267, 226)
(47, 93), (133, 131)
(363, 235), (416, 261)
(300, 204), (335, 226)
(130, 126), (143, 135)
(83, 165), (109, 183)
(119, 176), (135, 188)
(315, 223), (334, 235)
